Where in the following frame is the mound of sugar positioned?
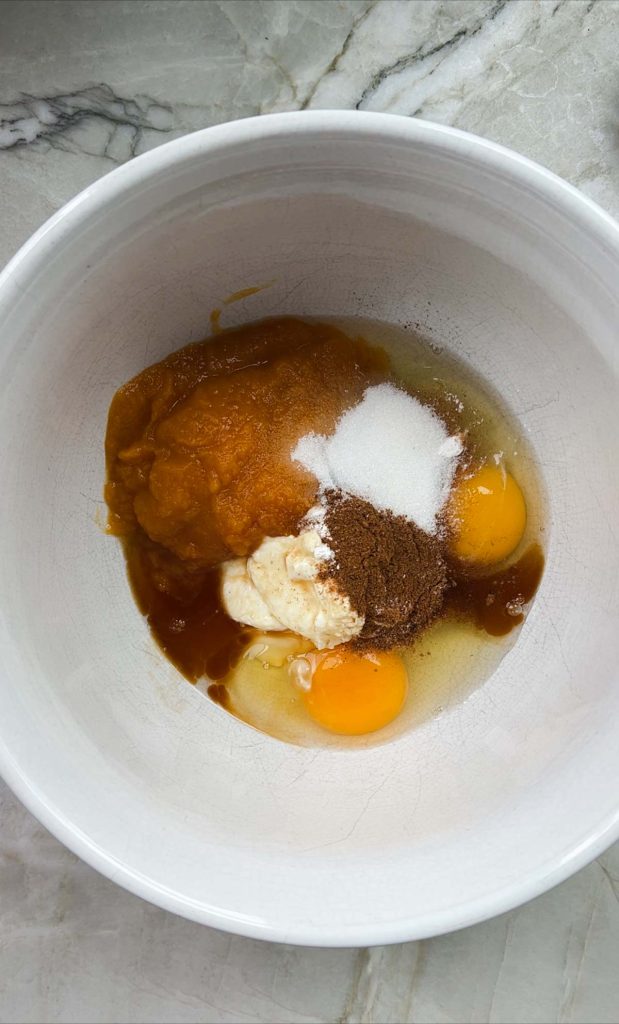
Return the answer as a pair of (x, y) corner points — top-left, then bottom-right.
(292, 383), (462, 535)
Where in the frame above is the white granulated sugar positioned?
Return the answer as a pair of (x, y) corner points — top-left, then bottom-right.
(292, 383), (462, 534)
(294, 437), (329, 488)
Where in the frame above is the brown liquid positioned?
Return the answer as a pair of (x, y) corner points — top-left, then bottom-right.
(447, 544), (545, 637)
(124, 537), (248, 682)
(207, 683), (230, 708)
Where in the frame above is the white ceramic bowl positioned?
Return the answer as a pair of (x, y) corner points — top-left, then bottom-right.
(0, 112), (617, 946)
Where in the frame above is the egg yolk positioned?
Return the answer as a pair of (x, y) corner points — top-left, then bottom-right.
(302, 649), (408, 735)
(448, 464), (526, 565)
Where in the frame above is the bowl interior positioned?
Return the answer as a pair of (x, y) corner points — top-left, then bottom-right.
(0, 116), (617, 943)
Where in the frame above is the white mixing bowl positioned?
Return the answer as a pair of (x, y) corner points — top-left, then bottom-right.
(0, 112), (617, 946)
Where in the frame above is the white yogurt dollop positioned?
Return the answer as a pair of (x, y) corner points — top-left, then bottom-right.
(221, 529), (364, 649)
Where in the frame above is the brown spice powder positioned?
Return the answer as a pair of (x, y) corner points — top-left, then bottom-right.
(320, 491), (447, 650)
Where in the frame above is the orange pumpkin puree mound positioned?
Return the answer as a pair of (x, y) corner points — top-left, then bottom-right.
(105, 317), (388, 569)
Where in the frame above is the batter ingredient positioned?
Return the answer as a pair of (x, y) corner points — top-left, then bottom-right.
(292, 382), (462, 534)
(321, 491), (448, 649)
(293, 648), (409, 736)
(221, 557), (285, 632)
(124, 535), (248, 682)
(221, 529), (363, 648)
(447, 463), (527, 565)
(106, 318), (386, 567)
(447, 543), (544, 636)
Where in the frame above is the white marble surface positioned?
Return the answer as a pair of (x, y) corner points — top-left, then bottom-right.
(1, 2), (619, 1021)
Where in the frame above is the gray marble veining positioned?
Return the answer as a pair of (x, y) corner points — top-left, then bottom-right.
(1, 2), (619, 1022)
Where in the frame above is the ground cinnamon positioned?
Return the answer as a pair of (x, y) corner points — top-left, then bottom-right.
(320, 491), (447, 650)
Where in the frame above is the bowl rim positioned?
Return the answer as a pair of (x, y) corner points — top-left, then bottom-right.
(1, 109), (619, 947)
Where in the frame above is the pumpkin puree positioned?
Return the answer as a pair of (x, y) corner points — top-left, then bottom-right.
(105, 317), (387, 569)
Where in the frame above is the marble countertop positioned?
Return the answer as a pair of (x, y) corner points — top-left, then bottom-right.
(1, 2), (618, 1022)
